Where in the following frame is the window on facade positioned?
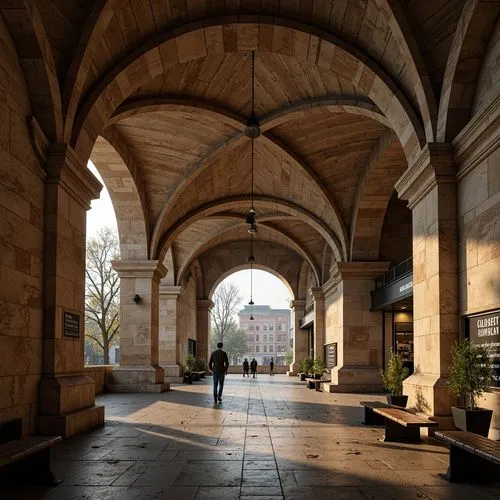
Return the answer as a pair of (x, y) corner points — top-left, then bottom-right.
(263, 325), (267, 331)
(277, 324), (281, 331)
(269, 334), (273, 342)
(256, 335), (259, 342)
(264, 346), (267, 352)
(269, 324), (273, 330)
(281, 323), (286, 331)
(256, 326), (259, 331)
(270, 345), (273, 352)
(256, 345), (259, 352)
(263, 334), (267, 342)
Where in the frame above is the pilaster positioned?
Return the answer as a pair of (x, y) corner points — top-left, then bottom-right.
(159, 285), (185, 379)
(288, 299), (306, 375)
(108, 260), (169, 393)
(197, 299), (214, 364)
(395, 144), (458, 418)
(325, 261), (390, 393)
(310, 288), (325, 360)
(38, 144), (104, 437)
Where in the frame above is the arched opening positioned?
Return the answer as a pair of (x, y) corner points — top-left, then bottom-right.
(210, 269), (293, 368)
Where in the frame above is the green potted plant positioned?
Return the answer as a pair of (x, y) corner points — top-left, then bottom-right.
(299, 357), (313, 381)
(312, 358), (326, 379)
(184, 353), (196, 384)
(194, 357), (207, 378)
(448, 340), (494, 437)
(380, 353), (409, 407)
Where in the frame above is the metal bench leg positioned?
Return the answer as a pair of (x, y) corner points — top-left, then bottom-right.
(364, 408), (385, 426)
(18, 447), (62, 486)
(383, 419), (420, 442)
(445, 444), (500, 483)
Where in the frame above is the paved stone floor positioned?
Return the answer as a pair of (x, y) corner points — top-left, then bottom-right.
(6, 375), (500, 499)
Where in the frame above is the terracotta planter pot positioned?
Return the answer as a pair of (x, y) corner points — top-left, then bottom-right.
(386, 395), (408, 407)
(451, 406), (493, 437)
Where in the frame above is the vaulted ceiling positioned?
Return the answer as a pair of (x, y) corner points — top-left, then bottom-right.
(3, 0), (498, 298)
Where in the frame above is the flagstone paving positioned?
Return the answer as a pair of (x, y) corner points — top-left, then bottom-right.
(5, 375), (500, 499)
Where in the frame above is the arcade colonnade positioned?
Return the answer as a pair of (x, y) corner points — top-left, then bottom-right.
(0, 1), (498, 439)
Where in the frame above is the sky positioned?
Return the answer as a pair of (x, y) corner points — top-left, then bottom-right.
(86, 162), (291, 310)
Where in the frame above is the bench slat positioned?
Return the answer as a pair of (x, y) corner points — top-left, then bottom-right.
(435, 431), (500, 465)
(360, 401), (390, 409)
(373, 407), (438, 428)
(0, 436), (62, 465)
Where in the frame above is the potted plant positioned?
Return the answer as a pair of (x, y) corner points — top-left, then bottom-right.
(184, 354), (196, 384)
(448, 340), (494, 437)
(194, 357), (207, 378)
(380, 353), (409, 407)
(312, 358), (326, 380)
(299, 358), (313, 381)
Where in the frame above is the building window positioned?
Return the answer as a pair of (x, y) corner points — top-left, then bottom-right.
(263, 325), (267, 331)
(263, 334), (267, 342)
(281, 323), (286, 330)
(270, 345), (273, 352)
(256, 335), (259, 342)
(256, 326), (259, 331)
(264, 346), (267, 352)
(277, 324), (281, 331)
(269, 324), (273, 330)
(269, 334), (273, 342)
(256, 345), (259, 352)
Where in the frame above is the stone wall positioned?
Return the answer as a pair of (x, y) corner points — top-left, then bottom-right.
(324, 287), (340, 351)
(178, 276), (197, 365)
(0, 17), (45, 436)
(226, 364), (289, 375)
(473, 18), (500, 117)
(84, 366), (114, 395)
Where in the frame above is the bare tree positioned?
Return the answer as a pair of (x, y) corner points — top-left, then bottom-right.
(85, 227), (120, 364)
(211, 282), (242, 345)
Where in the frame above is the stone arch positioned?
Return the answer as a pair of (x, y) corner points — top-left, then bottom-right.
(208, 264), (295, 303)
(175, 220), (321, 288)
(437, 1), (500, 141)
(297, 260), (311, 301)
(350, 129), (407, 260)
(0, 2), (63, 141)
(90, 134), (149, 260)
(71, 19), (426, 167)
(161, 247), (176, 286)
(155, 195), (344, 264)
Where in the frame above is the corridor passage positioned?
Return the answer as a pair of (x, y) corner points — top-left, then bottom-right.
(8, 376), (499, 500)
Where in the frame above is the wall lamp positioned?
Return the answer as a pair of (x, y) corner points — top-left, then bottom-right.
(133, 294), (141, 304)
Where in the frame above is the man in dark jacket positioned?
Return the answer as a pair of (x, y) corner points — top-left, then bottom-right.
(209, 342), (229, 404)
(250, 358), (258, 378)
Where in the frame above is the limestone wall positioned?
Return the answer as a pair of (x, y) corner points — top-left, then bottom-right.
(178, 276), (197, 365)
(324, 287), (340, 362)
(0, 17), (45, 436)
(473, 18), (500, 117)
(84, 366), (114, 395)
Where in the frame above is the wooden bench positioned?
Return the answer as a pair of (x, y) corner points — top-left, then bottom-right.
(304, 377), (330, 391)
(435, 430), (500, 483)
(373, 406), (438, 442)
(360, 401), (393, 425)
(0, 436), (62, 485)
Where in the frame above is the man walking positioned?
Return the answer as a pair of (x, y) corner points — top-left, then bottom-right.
(270, 357), (274, 376)
(250, 358), (258, 378)
(209, 342), (229, 404)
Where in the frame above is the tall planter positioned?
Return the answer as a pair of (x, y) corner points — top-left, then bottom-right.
(451, 407), (493, 437)
(448, 341), (494, 436)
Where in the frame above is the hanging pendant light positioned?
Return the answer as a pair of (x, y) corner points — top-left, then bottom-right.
(246, 51), (260, 234)
(248, 232), (255, 320)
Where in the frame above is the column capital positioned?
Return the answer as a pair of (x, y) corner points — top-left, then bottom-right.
(395, 143), (455, 208)
(331, 261), (390, 282)
(47, 143), (102, 209)
(290, 299), (306, 310)
(309, 287), (324, 301)
(197, 299), (214, 311)
(112, 260), (167, 281)
(159, 285), (184, 298)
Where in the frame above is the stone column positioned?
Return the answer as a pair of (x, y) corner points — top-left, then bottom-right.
(395, 144), (458, 420)
(311, 288), (325, 360)
(109, 260), (169, 393)
(196, 300), (213, 364)
(288, 299), (306, 375)
(327, 261), (390, 393)
(159, 285), (184, 379)
(38, 144), (105, 437)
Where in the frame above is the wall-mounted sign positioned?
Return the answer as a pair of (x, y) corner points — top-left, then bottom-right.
(371, 273), (413, 310)
(63, 311), (80, 338)
(466, 309), (500, 387)
(325, 343), (337, 369)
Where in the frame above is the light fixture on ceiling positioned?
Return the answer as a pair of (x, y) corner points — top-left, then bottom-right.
(246, 51), (260, 235)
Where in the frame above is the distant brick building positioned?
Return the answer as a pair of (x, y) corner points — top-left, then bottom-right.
(238, 305), (291, 365)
